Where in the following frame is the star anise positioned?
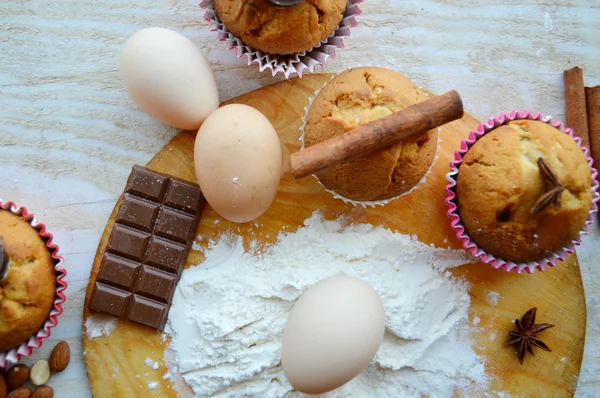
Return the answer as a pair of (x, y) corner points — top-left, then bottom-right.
(506, 307), (555, 364)
(531, 158), (564, 214)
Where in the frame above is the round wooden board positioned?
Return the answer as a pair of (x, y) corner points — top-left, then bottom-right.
(83, 73), (585, 397)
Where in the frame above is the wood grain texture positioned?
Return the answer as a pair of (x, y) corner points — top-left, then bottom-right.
(82, 74), (585, 397)
(1, 0), (599, 396)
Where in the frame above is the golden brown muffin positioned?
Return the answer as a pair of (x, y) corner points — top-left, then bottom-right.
(457, 120), (593, 262)
(304, 67), (438, 201)
(214, 0), (347, 55)
(0, 210), (56, 352)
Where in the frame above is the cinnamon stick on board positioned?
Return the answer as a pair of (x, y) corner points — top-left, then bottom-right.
(586, 85), (600, 174)
(564, 66), (590, 148)
(291, 90), (463, 180)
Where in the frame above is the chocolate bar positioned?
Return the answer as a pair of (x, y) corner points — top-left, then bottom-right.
(89, 165), (204, 330)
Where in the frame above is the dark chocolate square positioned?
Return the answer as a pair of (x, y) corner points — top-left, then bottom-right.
(115, 195), (160, 232)
(144, 236), (188, 274)
(97, 254), (141, 291)
(155, 208), (196, 244)
(106, 224), (150, 261)
(125, 165), (168, 202)
(135, 265), (177, 303)
(163, 179), (204, 215)
(90, 283), (131, 317)
(128, 295), (169, 330)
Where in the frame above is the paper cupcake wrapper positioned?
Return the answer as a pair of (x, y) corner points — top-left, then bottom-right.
(298, 71), (440, 207)
(0, 200), (67, 368)
(444, 110), (600, 274)
(199, 0), (363, 78)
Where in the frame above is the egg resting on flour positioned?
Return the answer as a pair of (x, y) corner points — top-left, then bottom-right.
(281, 275), (386, 395)
(119, 27), (219, 130)
(194, 104), (282, 223)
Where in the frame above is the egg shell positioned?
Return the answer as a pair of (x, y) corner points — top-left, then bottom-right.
(194, 104), (282, 223)
(119, 27), (219, 130)
(281, 274), (385, 394)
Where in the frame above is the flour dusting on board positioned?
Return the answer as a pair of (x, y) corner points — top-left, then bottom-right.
(164, 212), (489, 397)
(85, 314), (118, 339)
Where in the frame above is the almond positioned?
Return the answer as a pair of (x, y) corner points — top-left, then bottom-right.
(49, 341), (70, 373)
(4, 365), (29, 391)
(29, 360), (50, 386)
(7, 388), (31, 398)
(31, 386), (53, 398)
(0, 373), (7, 398)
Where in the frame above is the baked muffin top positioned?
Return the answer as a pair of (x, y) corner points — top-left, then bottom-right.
(0, 210), (56, 352)
(457, 120), (593, 262)
(214, 0), (347, 55)
(304, 66), (438, 201)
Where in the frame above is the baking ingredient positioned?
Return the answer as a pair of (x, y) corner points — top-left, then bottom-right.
(291, 90), (462, 180)
(281, 275), (385, 394)
(0, 238), (9, 282)
(84, 315), (117, 339)
(4, 365), (29, 391)
(31, 386), (53, 398)
(165, 212), (488, 397)
(586, 85), (600, 210)
(89, 166), (204, 330)
(6, 388), (30, 398)
(0, 373), (6, 398)
(194, 104), (282, 223)
(29, 360), (50, 386)
(119, 28), (219, 130)
(564, 66), (589, 148)
(49, 341), (70, 372)
(506, 307), (555, 364)
(531, 158), (564, 214)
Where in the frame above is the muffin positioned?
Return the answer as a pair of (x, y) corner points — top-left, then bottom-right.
(456, 119), (593, 263)
(304, 66), (438, 202)
(0, 209), (57, 352)
(213, 0), (347, 55)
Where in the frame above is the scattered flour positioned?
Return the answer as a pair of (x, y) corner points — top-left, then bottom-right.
(148, 382), (158, 390)
(85, 314), (117, 339)
(486, 290), (501, 306)
(165, 212), (488, 397)
(145, 357), (160, 370)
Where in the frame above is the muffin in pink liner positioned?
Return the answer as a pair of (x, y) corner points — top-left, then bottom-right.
(0, 200), (67, 368)
(444, 110), (599, 274)
(199, 0), (362, 78)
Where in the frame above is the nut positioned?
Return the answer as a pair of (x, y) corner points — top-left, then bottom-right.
(4, 365), (29, 391)
(49, 341), (70, 373)
(29, 360), (50, 386)
(7, 388), (31, 398)
(31, 386), (53, 398)
(0, 373), (7, 398)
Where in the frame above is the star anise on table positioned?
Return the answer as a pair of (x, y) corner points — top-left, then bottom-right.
(506, 307), (555, 364)
(531, 158), (565, 215)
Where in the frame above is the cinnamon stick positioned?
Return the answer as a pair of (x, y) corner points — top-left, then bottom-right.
(564, 66), (590, 148)
(291, 90), (463, 180)
(586, 85), (600, 173)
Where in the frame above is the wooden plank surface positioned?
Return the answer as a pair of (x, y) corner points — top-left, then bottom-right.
(82, 73), (586, 397)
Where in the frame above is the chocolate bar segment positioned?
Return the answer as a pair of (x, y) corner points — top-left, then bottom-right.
(89, 165), (204, 331)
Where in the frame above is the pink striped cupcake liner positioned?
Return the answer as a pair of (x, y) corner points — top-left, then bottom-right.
(0, 200), (67, 368)
(444, 110), (599, 274)
(199, 0), (362, 78)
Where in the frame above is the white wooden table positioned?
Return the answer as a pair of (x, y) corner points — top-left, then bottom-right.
(1, 0), (599, 396)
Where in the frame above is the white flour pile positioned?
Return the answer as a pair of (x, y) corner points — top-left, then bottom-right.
(165, 212), (488, 397)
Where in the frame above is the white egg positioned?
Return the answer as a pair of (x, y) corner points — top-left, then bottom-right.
(194, 104), (282, 223)
(119, 27), (219, 130)
(281, 275), (385, 395)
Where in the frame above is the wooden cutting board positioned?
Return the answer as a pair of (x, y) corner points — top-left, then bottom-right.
(83, 73), (586, 397)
